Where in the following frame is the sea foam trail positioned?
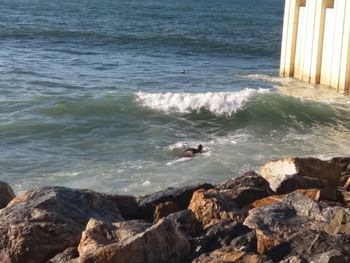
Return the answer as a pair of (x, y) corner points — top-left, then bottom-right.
(135, 88), (270, 116)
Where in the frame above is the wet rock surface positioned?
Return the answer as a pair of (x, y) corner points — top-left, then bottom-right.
(0, 156), (349, 263)
(0, 187), (124, 263)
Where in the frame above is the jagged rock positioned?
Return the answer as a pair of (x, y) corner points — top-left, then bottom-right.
(0, 187), (124, 263)
(217, 171), (273, 207)
(191, 219), (252, 258)
(250, 188), (338, 210)
(230, 231), (257, 252)
(323, 208), (350, 235)
(77, 219), (151, 256)
(308, 249), (348, 263)
(138, 183), (213, 221)
(278, 256), (307, 263)
(285, 231), (350, 262)
(244, 193), (324, 254)
(166, 209), (202, 237)
(260, 158), (341, 192)
(153, 201), (181, 223)
(0, 182), (15, 209)
(244, 192), (350, 260)
(75, 218), (190, 263)
(188, 189), (239, 227)
(47, 247), (78, 263)
(192, 246), (271, 263)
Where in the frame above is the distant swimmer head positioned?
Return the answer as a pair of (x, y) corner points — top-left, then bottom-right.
(198, 144), (203, 152)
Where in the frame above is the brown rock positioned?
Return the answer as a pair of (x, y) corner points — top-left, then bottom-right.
(153, 201), (181, 223)
(260, 157), (341, 192)
(251, 195), (284, 209)
(77, 219), (151, 256)
(343, 176), (350, 190)
(75, 218), (190, 263)
(188, 189), (238, 227)
(0, 182), (15, 209)
(192, 246), (271, 263)
(138, 183), (213, 221)
(0, 187), (124, 263)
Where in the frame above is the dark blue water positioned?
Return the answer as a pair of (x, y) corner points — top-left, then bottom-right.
(1, 0), (349, 195)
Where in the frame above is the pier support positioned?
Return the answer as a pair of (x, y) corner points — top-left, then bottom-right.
(280, 0), (350, 93)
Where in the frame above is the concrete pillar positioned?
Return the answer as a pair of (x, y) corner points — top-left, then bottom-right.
(280, 0), (350, 94)
(338, 0), (350, 93)
(280, 0), (305, 77)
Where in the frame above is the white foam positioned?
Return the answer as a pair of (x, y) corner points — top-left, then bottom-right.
(135, 88), (270, 116)
(242, 74), (288, 83)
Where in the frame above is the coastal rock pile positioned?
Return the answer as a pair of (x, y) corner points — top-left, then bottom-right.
(1, 157), (350, 262)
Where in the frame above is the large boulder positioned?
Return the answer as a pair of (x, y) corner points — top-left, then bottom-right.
(0, 187), (124, 263)
(259, 157), (341, 193)
(188, 189), (239, 227)
(165, 209), (202, 237)
(74, 218), (190, 263)
(191, 219), (253, 258)
(0, 182), (15, 209)
(244, 192), (350, 260)
(138, 183), (213, 221)
(217, 172), (273, 207)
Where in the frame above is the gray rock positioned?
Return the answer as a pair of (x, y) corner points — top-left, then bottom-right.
(0, 182), (15, 209)
(217, 171), (273, 208)
(191, 219), (251, 258)
(0, 186), (124, 263)
(279, 256), (307, 263)
(47, 247), (78, 263)
(309, 249), (348, 263)
(138, 183), (213, 221)
(166, 209), (202, 237)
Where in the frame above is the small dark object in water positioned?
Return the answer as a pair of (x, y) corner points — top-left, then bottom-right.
(182, 145), (203, 157)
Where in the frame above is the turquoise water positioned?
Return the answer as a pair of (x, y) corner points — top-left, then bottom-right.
(1, 0), (350, 195)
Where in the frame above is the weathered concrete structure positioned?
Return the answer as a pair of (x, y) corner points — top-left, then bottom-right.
(280, 0), (350, 93)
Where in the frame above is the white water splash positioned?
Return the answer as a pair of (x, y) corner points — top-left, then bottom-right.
(135, 88), (270, 116)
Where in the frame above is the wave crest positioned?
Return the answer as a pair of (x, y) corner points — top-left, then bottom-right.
(135, 88), (270, 116)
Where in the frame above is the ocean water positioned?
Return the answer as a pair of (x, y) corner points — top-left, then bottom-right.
(1, 0), (350, 195)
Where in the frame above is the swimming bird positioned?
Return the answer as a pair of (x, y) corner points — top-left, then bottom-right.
(181, 144), (203, 157)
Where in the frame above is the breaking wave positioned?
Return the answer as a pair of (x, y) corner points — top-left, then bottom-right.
(135, 88), (270, 116)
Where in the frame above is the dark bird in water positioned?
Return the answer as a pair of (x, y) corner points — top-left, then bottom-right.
(181, 144), (203, 157)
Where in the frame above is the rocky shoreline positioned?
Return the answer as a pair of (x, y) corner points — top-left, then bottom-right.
(1, 157), (350, 263)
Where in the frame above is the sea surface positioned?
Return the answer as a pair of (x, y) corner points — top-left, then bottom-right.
(1, 0), (350, 195)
